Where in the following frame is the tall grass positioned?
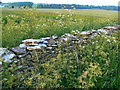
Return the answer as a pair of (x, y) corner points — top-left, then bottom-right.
(2, 9), (118, 48)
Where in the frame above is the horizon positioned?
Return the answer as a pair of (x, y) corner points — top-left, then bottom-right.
(1, 0), (119, 6)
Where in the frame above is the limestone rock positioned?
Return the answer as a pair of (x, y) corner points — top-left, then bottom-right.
(19, 44), (26, 48)
(43, 40), (48, 44)
(98, 29), (109, 34)
(27, 46), (41, 51)
(22, 39), (41, 43)
(39, 44), (47, 47)
(47, 47), (52, 50)
(11, 46), (27, 55)
(103, 26), (119, 30)
(48, 39), (56, 45)
(27, 43), (39, 46)
(52, 36), (58, 40)
(0, 48), (7, 56)
(2, 51), (16, 62)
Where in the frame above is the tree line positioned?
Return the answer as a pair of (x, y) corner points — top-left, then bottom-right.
(1, 2), (119, 11)
(36, 4), (118, 11)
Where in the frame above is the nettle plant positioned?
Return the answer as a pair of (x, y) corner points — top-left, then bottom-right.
(1, 31), (119, 88)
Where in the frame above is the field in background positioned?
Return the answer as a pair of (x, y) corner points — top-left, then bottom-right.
(2, 9), (118, 48)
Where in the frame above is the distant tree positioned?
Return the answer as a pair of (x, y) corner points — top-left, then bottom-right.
(10, 2), (33, 8)
(12, 6), (14, 8)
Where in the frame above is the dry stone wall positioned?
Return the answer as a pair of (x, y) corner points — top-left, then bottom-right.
(0, 25), (120, 64)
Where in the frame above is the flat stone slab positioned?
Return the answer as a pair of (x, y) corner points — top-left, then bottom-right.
(27, 46), (41, 50)
(2, 51), (16, 62)
(103, 26), (119, 30)
(11, 46), (27, 55)
(0, 48), (7, 56)
(22, 39), (42, 43)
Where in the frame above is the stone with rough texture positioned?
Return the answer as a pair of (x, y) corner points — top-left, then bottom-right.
(11, 46), (27, 55)
(19, 44), (26, 48)
(27, 46), (41, 50)
(39, 44), (47, 47)
(0, 48), (7, 56)
(103, 26), (119, 30)
(22, 39), (41, 43)
(2, 51), (16, 62)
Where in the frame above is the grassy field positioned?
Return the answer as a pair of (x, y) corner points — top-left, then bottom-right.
(1, 9), (119, 88)
(2, 9), (118, 48)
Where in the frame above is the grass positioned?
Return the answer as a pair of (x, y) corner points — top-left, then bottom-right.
(1, 8), (119, 88)
(1, 30), (119, 88)
(2, 9), (118, 48)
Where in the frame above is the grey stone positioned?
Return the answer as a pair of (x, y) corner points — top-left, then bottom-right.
(98, 29), (109, 34)
(0, 48), (7, 56)
(19, 44), (26, 48)
(27, 46), (41, 50)
(48, 39), (56, 45)
(52, 36), (58, 39)
(39, 44), (47, 47)
(43, 40), (48, 44)
(11, 46), (27, 55)
(18, 66), (22, 68)
(27, 43), (39, 46)
(47, 47), (52, 50)
(2, 52), (16, 62)
(51, 45), (58, 47)
(22, 39), (41, 43)
(103, 26), (119, 30)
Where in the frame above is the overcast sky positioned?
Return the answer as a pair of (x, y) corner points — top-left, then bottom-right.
(1, 0), (119, 6)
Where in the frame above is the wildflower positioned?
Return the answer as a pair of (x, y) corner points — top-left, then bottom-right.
(82, 46), (85, 48)
(107, 39), (110, 42)
(113, 40), (116, 42)
(42, 24), (46, 26)
(92, 42), (95, 44)
(56, 17), (59, 19)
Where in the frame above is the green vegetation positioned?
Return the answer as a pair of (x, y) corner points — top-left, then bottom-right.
(2, 9), (118, 48)
(1, 31), (119, 88)
(1, 9), (119, 88)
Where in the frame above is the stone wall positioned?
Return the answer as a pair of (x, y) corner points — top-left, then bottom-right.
(0, 25), (120, 64)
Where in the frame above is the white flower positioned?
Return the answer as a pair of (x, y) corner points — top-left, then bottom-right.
(56, 17), (59, 19)
(92, 42), (95, 44)
(42, 24), (46, 26)
(82, 46), (85, 48)
(113, 40), (116, 42)
(107, 39), (110, 42)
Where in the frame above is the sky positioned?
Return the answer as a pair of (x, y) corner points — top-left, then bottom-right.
(1, 0), (120, 6)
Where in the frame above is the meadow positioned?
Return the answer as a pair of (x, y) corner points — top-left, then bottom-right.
(1, 9), (119, 88)
(2, 9), (118, 48)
